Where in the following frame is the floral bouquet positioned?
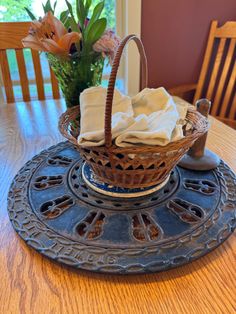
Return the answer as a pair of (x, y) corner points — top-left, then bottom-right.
(23, 0), (120, 108)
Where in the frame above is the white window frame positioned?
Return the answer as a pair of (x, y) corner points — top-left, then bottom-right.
(116, 0), (142, 96)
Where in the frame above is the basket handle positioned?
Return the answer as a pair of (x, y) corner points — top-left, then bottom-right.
(104, 35), (148, 148)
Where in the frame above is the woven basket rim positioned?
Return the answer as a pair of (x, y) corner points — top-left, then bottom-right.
(59, 106), (209, 153)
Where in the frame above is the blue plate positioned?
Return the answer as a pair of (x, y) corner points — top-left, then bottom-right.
(82, 162), (170, 198)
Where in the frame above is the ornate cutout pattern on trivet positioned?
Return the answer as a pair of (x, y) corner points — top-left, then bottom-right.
(47, 155), (73, 166)
(183, 179), (218, 195)
(33, 175), (63, 190)
(69, 167), (179, 211)
(40, 195), (75, 219)
(7, 141), (236, 274)
(76, 211), (106, 240)
(132, 213), (163, 242)
(167, 199), (205, 224)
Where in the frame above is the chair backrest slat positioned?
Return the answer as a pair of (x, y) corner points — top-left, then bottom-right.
(213, 39), (235, 116)
(194, 21), (236, 127)
(49, 66), (60, 99)
(31, 49), (45, 100)
(15, 49), (30, 102)
(221, 60), (236, 117)
(229, 92), (236, 120)
(0, 21), (61, 103)
(0, 50), (14, 103)
(193, 21), (218, 103)
(206, 38), (226, 106)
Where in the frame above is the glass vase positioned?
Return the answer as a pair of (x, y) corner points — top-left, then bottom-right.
(47, 52), (104, 108)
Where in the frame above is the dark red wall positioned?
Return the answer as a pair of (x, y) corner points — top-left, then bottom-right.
(141, 0), (236, 89)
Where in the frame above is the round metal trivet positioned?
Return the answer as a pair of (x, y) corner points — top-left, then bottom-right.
(7, 141), (236, 274)
(82, 162), (170, 198)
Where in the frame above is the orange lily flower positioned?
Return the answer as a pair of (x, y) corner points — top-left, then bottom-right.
(22, 12), (81, 56)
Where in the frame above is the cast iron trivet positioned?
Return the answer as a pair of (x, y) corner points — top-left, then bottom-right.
(7, 141), (236, 274)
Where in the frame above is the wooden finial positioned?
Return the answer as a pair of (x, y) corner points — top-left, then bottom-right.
(178, 99), (220, 171)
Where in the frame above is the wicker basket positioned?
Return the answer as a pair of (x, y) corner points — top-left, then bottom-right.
(59, 35), (209, 188)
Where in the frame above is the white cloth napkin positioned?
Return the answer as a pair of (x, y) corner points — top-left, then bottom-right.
(77, 86), (188, 147)
(77, 86), (135, 146)
(115, 88), (187, 147)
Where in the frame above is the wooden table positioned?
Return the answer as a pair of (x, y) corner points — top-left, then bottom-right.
(0, 100), (235, 314)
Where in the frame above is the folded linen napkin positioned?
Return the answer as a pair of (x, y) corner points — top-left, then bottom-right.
(77, 86), (188, 147)
(77, 86), (136, 146)
(115, 88), (188, 147)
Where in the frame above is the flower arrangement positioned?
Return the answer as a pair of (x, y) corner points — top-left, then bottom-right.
(23, 0), (120, 108)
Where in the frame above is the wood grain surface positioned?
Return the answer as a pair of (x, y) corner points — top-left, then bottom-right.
(0, 100), (235, 314)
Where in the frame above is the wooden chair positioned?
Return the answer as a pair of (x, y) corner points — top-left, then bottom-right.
(0, 22), (60, 103)
(169, 21), (236, 128)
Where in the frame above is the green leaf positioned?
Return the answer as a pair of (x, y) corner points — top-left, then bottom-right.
(85, 0), (92, 13)
(24, 7), (37, 20)
(60, 10), (70, 28)
(42, 0), (53, 13)
(76, 0), (86, 31)
(60, 10), (69, 22)
(65, 0), (76, 21)
(65, 0), (81, 34)
(83, 0), (92, 23)
(86, 17), (106, 45)
(68, 16), (80, 33)
(84, 1), (104, 39)
(53, 1), (57, 12)
(89, 1), (104, 25)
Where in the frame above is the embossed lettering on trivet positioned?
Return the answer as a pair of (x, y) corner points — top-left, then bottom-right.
(7, 142), (236, 274)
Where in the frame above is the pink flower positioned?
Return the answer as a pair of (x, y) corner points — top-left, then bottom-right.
(93, 29), (121, 64)
(22, 12), (81, 56)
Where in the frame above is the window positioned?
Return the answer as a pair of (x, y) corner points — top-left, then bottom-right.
(116, 0), (142, 96)
(0, 0), (115, 26)
(0, 0), (141, 103)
